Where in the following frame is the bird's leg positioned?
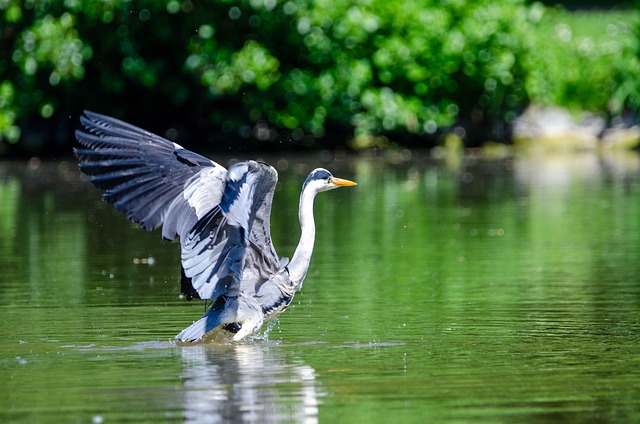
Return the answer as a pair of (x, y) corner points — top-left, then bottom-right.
(223, 322), (242, 333)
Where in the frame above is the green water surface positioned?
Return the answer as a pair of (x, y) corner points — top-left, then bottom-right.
(1, 151), (639, 423)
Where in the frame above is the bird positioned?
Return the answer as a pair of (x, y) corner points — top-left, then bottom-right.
(74, 111), (356, 343)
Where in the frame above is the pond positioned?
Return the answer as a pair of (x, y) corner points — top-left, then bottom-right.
(1, 150), (639, 422)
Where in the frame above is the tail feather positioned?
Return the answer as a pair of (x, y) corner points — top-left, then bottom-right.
(176, 294), (266, 343)
(176, 311), (223, 343)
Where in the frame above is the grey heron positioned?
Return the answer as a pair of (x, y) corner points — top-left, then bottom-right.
(74, 111), (356, 342)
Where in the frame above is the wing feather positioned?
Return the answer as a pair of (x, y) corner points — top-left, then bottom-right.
(179, 161), (282, 300)
(75, 111), (282, 304)
(74, 110), (225, 233)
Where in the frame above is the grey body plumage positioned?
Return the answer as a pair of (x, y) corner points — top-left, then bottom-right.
(74, 111), (356, 342)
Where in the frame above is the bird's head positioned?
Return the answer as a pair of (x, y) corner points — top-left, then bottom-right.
(302, 168), (357, 193)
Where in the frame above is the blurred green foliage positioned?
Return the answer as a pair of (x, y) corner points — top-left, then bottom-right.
(0, 0), (639, 152)
(526, 9), (640, 116)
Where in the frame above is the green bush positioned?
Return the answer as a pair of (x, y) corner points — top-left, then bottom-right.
(525, 8), (640, 117)
(1, 1), (91, 144)
(1, 0), (639, 152)
(0, 0), (542, 150)
(283, 0), (538, 141)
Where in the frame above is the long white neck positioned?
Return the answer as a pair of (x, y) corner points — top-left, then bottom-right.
(288, 186), (318, 285)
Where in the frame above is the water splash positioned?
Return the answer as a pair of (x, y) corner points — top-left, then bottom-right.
(251, 319), (279, 342)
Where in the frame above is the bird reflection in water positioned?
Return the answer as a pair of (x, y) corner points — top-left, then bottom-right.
(180, 344), (320, 423)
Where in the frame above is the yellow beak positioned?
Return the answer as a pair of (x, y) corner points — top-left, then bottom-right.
(330, 177), (357, 187)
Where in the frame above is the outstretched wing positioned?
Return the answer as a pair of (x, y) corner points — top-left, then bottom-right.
(180, 161), (282, 301)
(74, 110), (226, 237)
(75, 111), (282, 302)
